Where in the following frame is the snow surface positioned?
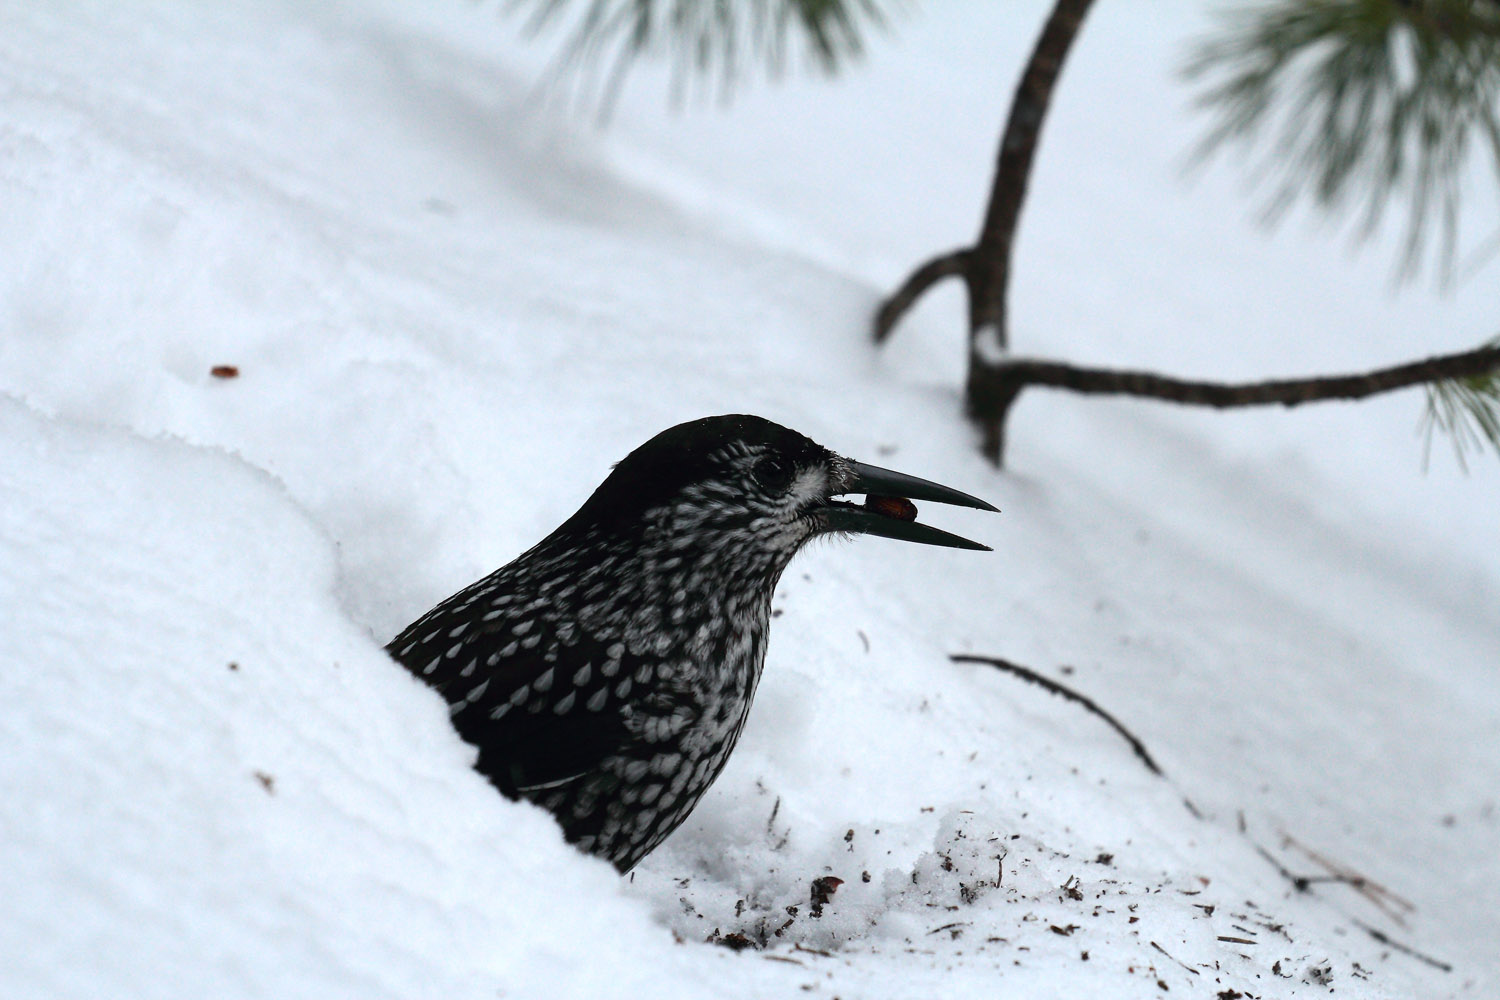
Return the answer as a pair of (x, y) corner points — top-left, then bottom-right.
(2, 1), (1497, 998)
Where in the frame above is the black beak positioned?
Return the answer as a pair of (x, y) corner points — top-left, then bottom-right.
(820, 460), (998, 551)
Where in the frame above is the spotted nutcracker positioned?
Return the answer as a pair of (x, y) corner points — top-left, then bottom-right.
(387, 415), (997, 871)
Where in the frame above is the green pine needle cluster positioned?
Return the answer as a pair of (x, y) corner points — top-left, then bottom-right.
(1185, 0), (1500, 284)
(1420, 337), (1500, 468)
(507, 0), (897, 117)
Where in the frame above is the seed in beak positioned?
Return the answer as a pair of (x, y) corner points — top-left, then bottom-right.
(866, 495), (918, 521)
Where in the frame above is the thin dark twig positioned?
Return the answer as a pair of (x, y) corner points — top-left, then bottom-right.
(1280, 832), (1413, 924)
(872, 247), (972, 344)
(977, 343), (1500, 409)
(1254, 843), (1303, 885)
(1353, 919), (1454, 973)
(1253, 844), (1366, 895)
(1151, 940), (1201, 975)
(968, 0), (1098, 342)
(951, 654), (1162, 775)
(1254, 837), (1418, 934)
(969, 340), (1500, 466)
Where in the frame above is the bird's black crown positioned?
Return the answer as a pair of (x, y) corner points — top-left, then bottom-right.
(560, 414), (838, 537)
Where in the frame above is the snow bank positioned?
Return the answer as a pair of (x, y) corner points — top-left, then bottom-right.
(0, 397), (717, 1000)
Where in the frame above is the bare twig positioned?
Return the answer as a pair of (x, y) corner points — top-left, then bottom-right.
(873, 248), (972, 344)
(872, 0), (1096, 348)
(951, 654), (1162, 775)
(974, 343), (1500, 408)
(1353, 919), (1453, 973)
(1254, 835), (1421, 944)
(968, 0), (1097, 343)
(1280, 833), (1413, 925)
(970, 341), (1500, 465)
(1151, 940), (1201, 976)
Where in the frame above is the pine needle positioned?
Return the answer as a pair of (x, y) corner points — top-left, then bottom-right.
(503, 0), (900, 120)
(1419, 337), (1500, 470)
(1184, 0), (1500, 286)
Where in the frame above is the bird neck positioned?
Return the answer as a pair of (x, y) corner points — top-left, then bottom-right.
(519, 518), (796, 696)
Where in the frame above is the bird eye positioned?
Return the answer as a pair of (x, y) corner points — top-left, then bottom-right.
(752, 455), (795, 493)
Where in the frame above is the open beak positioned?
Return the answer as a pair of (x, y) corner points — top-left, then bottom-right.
(820, 460), (998, 551)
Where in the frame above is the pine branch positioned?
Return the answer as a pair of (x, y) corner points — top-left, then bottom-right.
(872, 0), (1096, 349)
(971, 340), (1500, 465)
(871, 248), (972, 344)
(969, 0), (1097, 341)
(983, 343), (1500, 408)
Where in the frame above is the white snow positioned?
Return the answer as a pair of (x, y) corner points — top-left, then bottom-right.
(2, 1), (1497, 998)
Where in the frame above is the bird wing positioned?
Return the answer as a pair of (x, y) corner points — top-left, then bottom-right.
(387, 612), (636, 798)
(454, 641), (633, 799)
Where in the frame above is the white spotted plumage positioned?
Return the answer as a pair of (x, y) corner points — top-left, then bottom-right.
(384, 415), (941, 872)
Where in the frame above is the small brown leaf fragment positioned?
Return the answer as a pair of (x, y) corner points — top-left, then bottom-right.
(254, 771), (275, 794)
(1049, 923), (1079, 936)
(810, 876), (843, 907)
(717, 932), (754, 952)
(865, 494), (917, 521)
(227, 661), (239, 671)
(210, 365), (239, 379)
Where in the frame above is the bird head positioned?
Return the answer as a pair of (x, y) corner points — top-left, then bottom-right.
(557, 416), (996, 571)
